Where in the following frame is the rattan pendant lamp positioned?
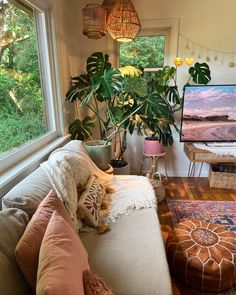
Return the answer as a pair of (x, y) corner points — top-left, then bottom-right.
(106, 0), (141, 42)
(82, 3), (107, 39)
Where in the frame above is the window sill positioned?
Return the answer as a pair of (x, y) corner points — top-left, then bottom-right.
(0, 135), (70, 198)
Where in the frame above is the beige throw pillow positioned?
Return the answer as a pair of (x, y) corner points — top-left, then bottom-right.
(78, 175), (106, 227)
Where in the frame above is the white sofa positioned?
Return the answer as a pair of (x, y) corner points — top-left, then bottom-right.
(1, 141), (172, 295)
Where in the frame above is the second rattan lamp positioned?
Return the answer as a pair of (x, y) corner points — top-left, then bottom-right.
(83, 4), (107, 39)
(106, 0), (141, 42)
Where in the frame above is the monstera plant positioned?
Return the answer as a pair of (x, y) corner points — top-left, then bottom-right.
(125, 61), (212, 146)
(66, 53), (144, 170)
(66, 52), (124, 141)
(66, 52), (211, 170)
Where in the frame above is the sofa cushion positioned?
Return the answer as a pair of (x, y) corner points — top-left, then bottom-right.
(78, 175), (106, 227)
(1, 141), (86, 218)
(2, 167), (52, 218)
(37, 210), (90, 295)
(80, 208), (172, 295)
(0, 208), (31, 295)
(15, 190), (75, 290)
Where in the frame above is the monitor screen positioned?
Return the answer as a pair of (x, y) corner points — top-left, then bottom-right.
(180, 84), (236, 142)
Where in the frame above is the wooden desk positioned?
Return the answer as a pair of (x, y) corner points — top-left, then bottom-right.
(184, 143), (236, 177)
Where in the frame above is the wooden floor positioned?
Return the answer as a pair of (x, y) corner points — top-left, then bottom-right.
(157, 177), (236, 295)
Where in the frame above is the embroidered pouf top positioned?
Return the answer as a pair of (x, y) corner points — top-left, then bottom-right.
(166, 219), (236, 292)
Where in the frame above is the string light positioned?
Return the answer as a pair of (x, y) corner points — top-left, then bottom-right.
(180, 34), (236, 68)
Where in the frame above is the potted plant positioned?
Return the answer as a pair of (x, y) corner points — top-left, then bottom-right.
(127, 59), (211, 155)
(66, 53), (211, 173)
(66, 53), (142, 171)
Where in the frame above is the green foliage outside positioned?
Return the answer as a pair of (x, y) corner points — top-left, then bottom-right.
(119, 35), (165, 68)
(0, 2), (46, 155)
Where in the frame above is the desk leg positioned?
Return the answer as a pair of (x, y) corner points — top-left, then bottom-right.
(188, 161), (192, 177)
(198, 162), (203, 178)
(188, 161), (196, 178)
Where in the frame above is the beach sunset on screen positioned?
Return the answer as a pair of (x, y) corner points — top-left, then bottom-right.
(180, 85), (236, 142)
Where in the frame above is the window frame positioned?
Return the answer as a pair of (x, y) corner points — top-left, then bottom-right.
(0, 0), (64, 173)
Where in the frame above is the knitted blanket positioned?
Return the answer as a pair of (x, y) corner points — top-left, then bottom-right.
(41, 147), (156, 231)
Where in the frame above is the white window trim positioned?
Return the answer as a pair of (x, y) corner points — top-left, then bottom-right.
(106, 18), (179, 68)
(0, 135), (70, 198)
(0, 0), (65, 174)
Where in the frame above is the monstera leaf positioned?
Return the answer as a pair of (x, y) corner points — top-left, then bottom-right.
(189, 62), (211, 85)
(165, 86), (180, 105)
(86, 52), (111, 76)
(154, 66), (176, 86)
(69, 116), (95, 140)
(66, 74), (91, 102)
(123, 76), (147, 98)
(92, 68), (124, 99)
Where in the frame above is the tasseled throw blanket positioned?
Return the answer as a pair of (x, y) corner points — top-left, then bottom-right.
(41, 147), (156, 231)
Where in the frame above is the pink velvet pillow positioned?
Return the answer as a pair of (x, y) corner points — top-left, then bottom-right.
(15, 190), (75, 289)
(83, 270), (114, 295)
(36, 210), (90, 295)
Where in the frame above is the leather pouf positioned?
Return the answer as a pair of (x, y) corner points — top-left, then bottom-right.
(166, 219), (236, 292)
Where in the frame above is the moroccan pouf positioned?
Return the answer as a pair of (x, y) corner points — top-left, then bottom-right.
(166, 219), (236, 292)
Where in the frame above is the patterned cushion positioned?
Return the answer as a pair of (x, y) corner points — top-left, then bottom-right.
(83, 270), (114, 295)
(78, 175), (106, 227)
(166, 219), (236, 292)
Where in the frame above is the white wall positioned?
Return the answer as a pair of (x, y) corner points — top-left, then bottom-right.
(49, 0), (83, 133)
(71, 0), (236, 176)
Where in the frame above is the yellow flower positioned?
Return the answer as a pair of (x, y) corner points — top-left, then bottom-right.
(118, 66), (142, 77)
(173, 57), (183, 67)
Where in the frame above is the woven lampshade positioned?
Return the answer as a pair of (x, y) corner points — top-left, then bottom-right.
(83, 4), (106, 39)
(106, 0), (141, 42)
(102, 0), (115, 19)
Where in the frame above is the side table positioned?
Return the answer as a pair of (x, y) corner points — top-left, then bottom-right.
(139, 152), (168, 182)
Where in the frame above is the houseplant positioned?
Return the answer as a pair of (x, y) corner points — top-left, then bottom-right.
(66, 53), (211, 172)
(66, 52), (142, 171)
(127, 59), (211, 155)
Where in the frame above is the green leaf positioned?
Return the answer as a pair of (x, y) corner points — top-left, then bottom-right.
(189, 62), (211, 85)
(86, 52), (111, 76)
(165, 86), (180, 105)
(123, 76), (147, 97)
(93, 68), (124, 99)
(65, 74), (91, 102)
(110, 106), (124, 123)
(68, 116), (95, 140)
(81, 90), (94, 106)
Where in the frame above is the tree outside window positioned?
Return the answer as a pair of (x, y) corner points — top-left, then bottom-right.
(119, 35), (165, 69)
(0, 0), (47, 156)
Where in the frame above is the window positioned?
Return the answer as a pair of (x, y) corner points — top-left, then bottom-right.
(114, 19), (179, 72)
(119, 35), (166, 70)
(0, 0), (63, 172)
